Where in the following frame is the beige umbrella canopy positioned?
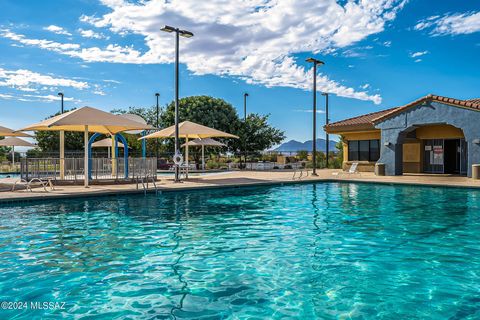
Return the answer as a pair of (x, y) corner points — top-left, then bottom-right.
(0, 137), (36, 167)
(0, 126), (32, 137)
(181, 138), (226, 147)
(19, 106), (154, 187)
(181, 138), (226, 170)
(0, 137), (36, 147)
(141, 121), (238, 139)
(142, 121), (237, 177)
(92, 138), (125, 148)
(92, 138), (125, 158)
(19, 106), (155, 135)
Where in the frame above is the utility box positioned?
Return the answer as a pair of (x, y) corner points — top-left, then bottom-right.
(472, 164), (480, 180)
(375, 163), (385, 176)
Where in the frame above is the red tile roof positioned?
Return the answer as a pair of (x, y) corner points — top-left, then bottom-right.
(325, 94), (480, 134)
(466, 98), (480, 105)
(324, 107), (399, 133)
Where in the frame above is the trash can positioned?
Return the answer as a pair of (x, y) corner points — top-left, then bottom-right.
(472, 164), (480, 180)
(375, 163), (385, 176)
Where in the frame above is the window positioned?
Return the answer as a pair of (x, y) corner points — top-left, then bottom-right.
(369, 139), (380, 161)
(347, 139), (380, 162)
(348, 140), (359, 161)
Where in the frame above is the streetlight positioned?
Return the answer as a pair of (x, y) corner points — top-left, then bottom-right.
(155, 92), (160, 160)
(161, 25), (194, 182)
(305, 57), (325, 176)
(322, 92), (329, 168)
(58, 92), (65, 179)
(243, 92), (249, 169)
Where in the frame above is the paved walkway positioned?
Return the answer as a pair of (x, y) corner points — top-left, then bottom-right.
(1, 169), (480, 204)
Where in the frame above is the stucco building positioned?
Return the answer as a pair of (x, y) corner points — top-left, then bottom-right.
(325, 94), (480, 177)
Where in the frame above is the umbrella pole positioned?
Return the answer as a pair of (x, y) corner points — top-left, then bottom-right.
(202, 145), (205, 171)
(12, 146), (15, 170)
(111, 135), (116, 176)
(186, 135), (189, 179)
(60, 130), (65, 180)
(84, 125), (89, 188)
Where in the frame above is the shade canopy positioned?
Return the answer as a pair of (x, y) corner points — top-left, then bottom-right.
(141, 121), (238, 140)
(0, 137), (36, 147)
(0, 126), (32, 137)
(182, 138), (226, 147)
(92, 138), (125, 148)
(19, 106), (154, 135)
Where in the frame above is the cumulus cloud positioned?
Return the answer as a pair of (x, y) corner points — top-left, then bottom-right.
(23, 94), (75, 102)
(414, 11), (480, 36)
(410, 51), (429, 58)
(0, 67), (89, 92)
(44, 25), (72, 36)
(78, 28), (109, 39)
(2, 0), (409, 104)
(294, 108), (325, 114)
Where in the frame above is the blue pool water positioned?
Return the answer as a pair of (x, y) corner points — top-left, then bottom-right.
(0, 173), (19, 179)
(1, 182), (480, 319)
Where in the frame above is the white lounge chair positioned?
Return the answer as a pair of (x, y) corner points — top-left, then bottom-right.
(333, 162), (360, 176)
(347, 162), (359, 174)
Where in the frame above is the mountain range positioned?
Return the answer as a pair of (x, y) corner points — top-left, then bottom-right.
(274, 139), (338, 153)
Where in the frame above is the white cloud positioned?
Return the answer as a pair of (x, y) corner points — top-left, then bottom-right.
(0, 93), (14, 100)
(414, 11), (480, 36)
(410, 50), (428, 58)
(2, 0), (409, 105)
(383, 41), (392, 47)
(360, 84), (370, 89)
(44, 25), (72, 36)
(294, 108), (325, 114)
(0, 67), (89, 92)
(78, 28), (109, 39)
(23, 94), (75, 102)
(414, 59), (422, 63)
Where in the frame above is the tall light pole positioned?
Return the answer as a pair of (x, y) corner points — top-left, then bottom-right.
(161, 25), (194, 182)
(322, 92), (329, 168)
(58, 92), (65, 179)
(155, 92), (160, 160)
(243, 92), (249, 169)
(306, 57), (325, 176)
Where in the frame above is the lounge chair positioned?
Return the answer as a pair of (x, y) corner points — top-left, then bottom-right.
(333, 162), (360, 176)
(12, 177), (55, 192)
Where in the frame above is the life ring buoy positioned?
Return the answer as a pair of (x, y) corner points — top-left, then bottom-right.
(173, 153), (184, 165)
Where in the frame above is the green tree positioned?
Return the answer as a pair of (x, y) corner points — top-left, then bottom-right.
(161, 96), (284, 160)
(238, 114), (285, 157)
(111, 105), (163, 156)
(296, 150), (309, 161)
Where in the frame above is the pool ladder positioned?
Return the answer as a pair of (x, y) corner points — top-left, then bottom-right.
(136, 176), (158, 195)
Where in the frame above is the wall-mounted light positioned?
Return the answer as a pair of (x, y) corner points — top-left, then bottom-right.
(473, 139), (480, 144)
(384, 142), (391, 146)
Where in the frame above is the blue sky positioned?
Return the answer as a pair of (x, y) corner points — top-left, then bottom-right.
(0, 0), (479, 144)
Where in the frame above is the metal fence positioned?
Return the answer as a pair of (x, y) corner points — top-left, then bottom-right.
(21, 157), (157, 183)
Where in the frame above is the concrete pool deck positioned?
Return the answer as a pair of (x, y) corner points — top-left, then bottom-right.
(1, 169), (480, 204)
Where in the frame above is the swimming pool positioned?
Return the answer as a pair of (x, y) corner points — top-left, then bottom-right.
(0, 173), (19, 179)
(1, 182), (479, 319)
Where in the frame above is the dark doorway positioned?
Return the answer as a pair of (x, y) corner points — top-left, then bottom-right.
(444, 139), (459, 174)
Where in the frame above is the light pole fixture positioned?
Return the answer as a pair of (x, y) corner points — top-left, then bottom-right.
(322, 92), (329, 168)
(155, 92), (160, 160)
(161, 25), (194, 182)
(305, 57), (325, 176)
(243, 92), (249, 169)
(57, 92), (65, 179)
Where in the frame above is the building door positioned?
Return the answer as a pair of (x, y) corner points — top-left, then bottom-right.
(423, 139), (444, 173)
(424, 139), (467, 175)
(459, 139), (467, 175)
(444, 139), (458, 174)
